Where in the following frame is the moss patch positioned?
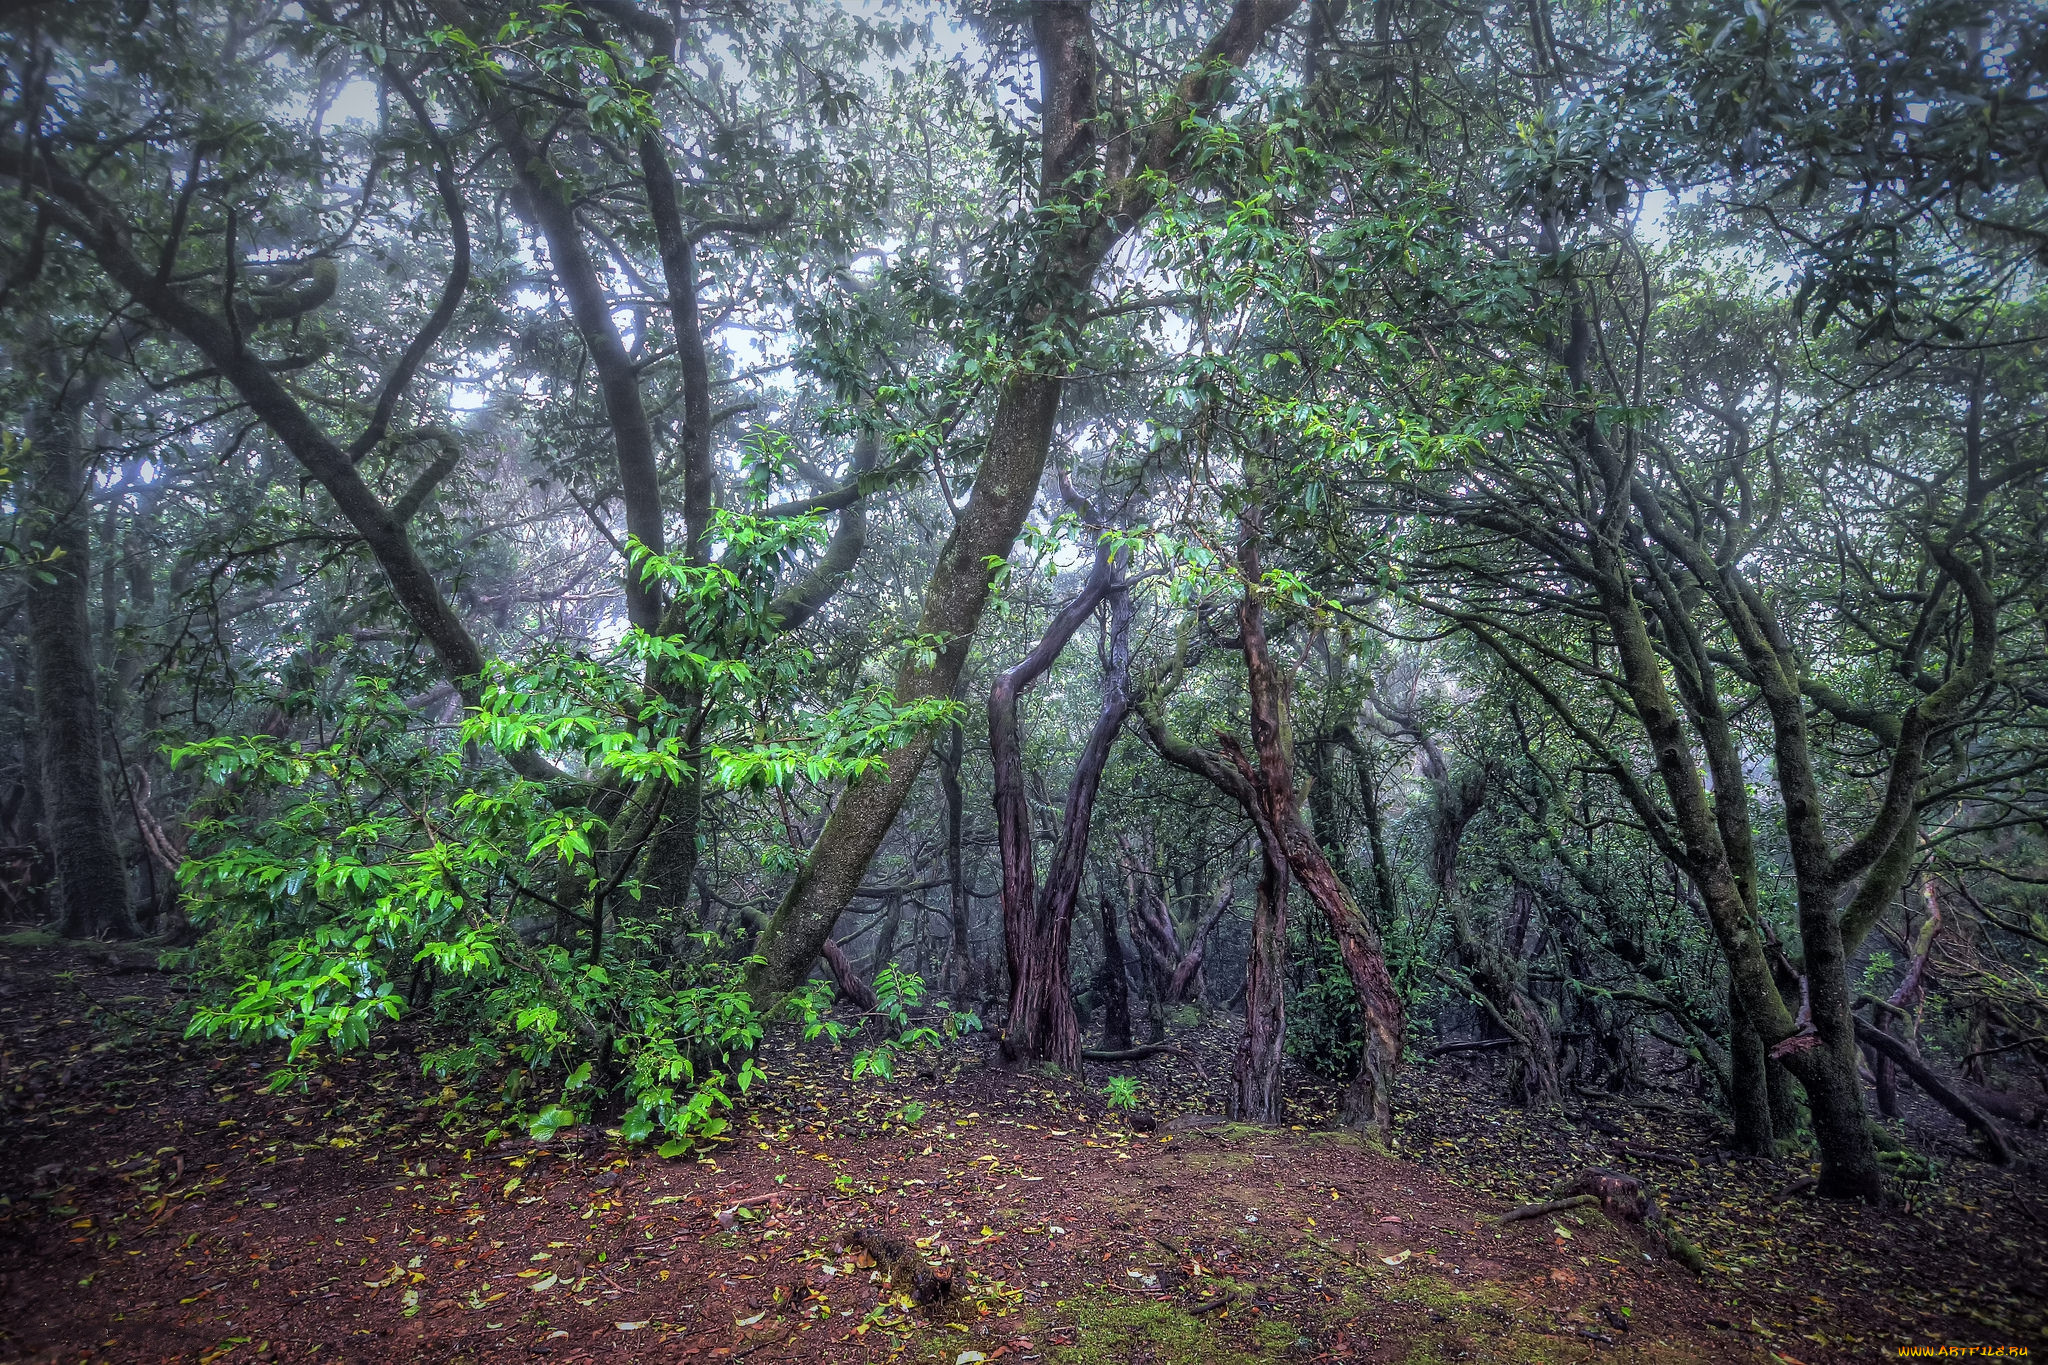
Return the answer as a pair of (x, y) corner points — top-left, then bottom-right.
(1027, 1289), (1298, 1365)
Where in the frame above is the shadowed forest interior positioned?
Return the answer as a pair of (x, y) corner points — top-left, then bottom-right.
(1, 0), (2045, 1361)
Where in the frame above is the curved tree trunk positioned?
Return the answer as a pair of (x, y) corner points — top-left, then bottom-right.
(820, 932), (879, 1013)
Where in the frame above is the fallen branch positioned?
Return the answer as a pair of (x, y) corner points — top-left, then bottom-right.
(1426, 1037), (1515, 1058)
(1961, 1034), (2048, 1064)
(1494, 1193), (1599, 1225)
(1615, 1143), (1691, 1169)
(1522, 1169), (1706, 1273)
(1776, 1176), (1819, 1202)
(1854, 1019), (2012, 1164)
(1081, 1043), (1210, 1082)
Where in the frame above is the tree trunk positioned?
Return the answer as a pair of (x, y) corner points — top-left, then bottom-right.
(1230, 840), (1289, 1123)
(743, 0), (1306, 1008)
(1002, 581), (1133, 1069)
(1728, 989), (1776, 1154)
(21, 353), (134, 939)
(1095, 895), (1133, 1052)
(869, 893), (904, 977)
(939, 721), (970, 995)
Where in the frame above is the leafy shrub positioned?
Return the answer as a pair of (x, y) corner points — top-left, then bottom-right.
(1101, 1076), (1141, 1111)
(170, 524), (961, 1154)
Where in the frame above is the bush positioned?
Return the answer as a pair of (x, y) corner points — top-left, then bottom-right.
(170, 523), (961, 1154)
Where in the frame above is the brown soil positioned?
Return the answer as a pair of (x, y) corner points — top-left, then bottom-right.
(1, 934), (2040, 1364)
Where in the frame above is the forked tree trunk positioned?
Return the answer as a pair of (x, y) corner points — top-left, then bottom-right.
(1001, 581), (1134, 1069)
(1139, 528), (1406, 1141)
(1122, 841), (1233, 1009)
(1235, 537), (1404, 1138)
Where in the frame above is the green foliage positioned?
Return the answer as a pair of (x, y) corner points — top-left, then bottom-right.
(849, 965), (980, 1081)
(1285, 926), (1367, 1082)
(170, 515), (962, 1149)
(1101, 1076), (1140, 1112)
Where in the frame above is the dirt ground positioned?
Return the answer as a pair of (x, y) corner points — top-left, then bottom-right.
(2, 932), (2042, 1364)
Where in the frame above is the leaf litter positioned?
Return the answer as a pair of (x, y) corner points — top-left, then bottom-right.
(2, 937), (2041, 1363)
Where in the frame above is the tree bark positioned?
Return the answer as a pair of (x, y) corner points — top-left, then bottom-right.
(821, 933), (879, 1013)
(1728, 988), (1777, 1154)
(1002, 580), (1134, 1069)
(1095, 895), (1134, 1051)
(20, 350), (134, 939)
(1231, 835), (1290, 1123)
(938, 720), (971, 996)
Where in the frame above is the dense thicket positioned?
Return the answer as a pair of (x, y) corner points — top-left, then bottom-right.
(1, 0), (2041, 1196)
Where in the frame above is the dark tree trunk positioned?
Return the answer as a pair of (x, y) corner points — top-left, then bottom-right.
(1728, 989), (1776, 1154)
(1095, 896), (1133, 1051)
(869, 894), (904, 977)
(939, 721), (970, 995)
(1001, 580), (1134, 1069)
(1230, 839), (1289, 1123)
(21, 354), (134, 939)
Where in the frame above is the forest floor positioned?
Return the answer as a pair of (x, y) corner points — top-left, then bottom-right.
(1, 932), (2042, 1365)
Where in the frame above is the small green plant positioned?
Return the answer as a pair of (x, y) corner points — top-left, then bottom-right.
(895, 1099), (928, 1125)
(850, 965), (980, 1080)
(1102, 1076), (1141, 1112)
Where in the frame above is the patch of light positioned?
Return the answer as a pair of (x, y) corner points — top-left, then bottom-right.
(329, 77), (382, 128)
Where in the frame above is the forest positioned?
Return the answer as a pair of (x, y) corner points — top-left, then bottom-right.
(0, 0), (2044, 1361)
